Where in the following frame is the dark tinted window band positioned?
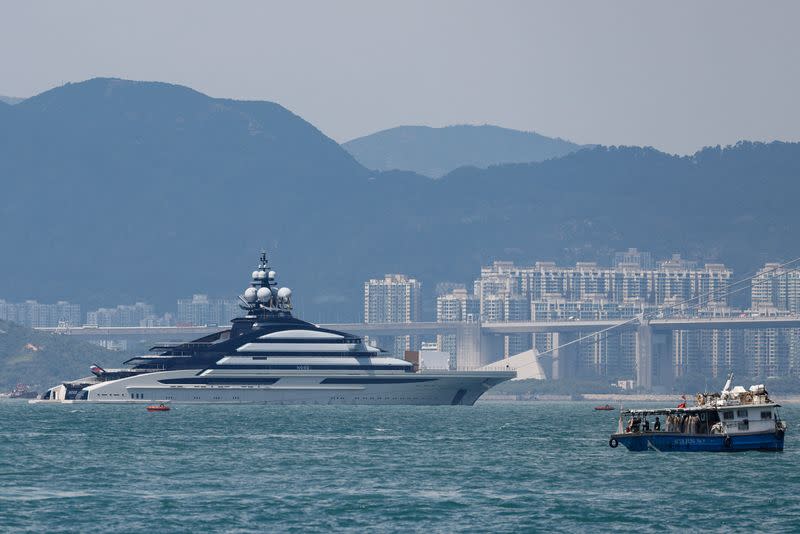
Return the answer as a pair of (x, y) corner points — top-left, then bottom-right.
(158, 377), (281, 385)
(321, 377), (438, 384)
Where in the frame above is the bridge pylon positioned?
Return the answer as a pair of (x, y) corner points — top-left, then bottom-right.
(635, 317), (653, 390)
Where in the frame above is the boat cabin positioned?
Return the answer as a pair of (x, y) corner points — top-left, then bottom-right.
(619, 403), (782, 437)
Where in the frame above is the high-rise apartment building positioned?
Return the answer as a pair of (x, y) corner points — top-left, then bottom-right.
(471, 252), (734, 378)
(0, 299), (81, 328)
(177, 294), (240, 326)
(530, 294), (645, 378)
(700, 328), (744, 379)
(747, 263), (800, 377)
(364, 274), (421, 357)
(435, 288), (479, 368)
(472, 264), (533, 359)
(613, 248), (654, 270)
(752, 263), (800, 313)
(475, 256), (732, 308)
(436, 288), (478, 323)
(86, 302), (156, 327)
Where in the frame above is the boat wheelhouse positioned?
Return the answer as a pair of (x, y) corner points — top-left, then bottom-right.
(608, 374), (787, 452)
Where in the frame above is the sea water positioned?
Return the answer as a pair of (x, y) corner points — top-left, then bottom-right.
(1, 401), (798, 532)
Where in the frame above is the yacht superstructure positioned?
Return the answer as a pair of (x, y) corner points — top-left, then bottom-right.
(38, 253), (516, 405)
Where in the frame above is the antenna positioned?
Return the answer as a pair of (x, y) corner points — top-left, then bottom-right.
(237, 250), (293, 316)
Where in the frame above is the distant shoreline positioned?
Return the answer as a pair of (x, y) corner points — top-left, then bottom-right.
(481, 394), (800, 404)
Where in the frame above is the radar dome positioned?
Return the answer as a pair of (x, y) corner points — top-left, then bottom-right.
(278, 287), (292, 300)
(244, 288), (258, 303)
(251, 271), (260, 280)
(256, 287), (272, 302)
(268, 271), (276, 280)
(257, 271), (268, 280)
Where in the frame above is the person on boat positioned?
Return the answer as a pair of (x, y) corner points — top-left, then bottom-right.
(654, 416), (661, 431)
(643, 418), (650, 432)
(689, 415), (700, 434)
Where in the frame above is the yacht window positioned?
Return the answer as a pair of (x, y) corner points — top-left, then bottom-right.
(722, 411), (734, 420)
(736, 409), (748, 418)
(761, 411), (772, 420)
(738, 421), (749, 431)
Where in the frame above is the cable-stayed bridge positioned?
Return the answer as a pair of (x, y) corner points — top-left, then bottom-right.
(36, 315), (800, 388)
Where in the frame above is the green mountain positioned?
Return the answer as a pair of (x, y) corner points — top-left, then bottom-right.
(0, 78), (798, 321)
(343, 124), (584, 177)
(0, 320), (126, 390)
(0, 78), (370, 317)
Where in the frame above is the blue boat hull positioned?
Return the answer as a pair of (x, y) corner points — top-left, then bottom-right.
(610, 431), (785, 452)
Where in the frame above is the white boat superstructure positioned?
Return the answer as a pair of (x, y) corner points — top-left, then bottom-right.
(38, 253), (516, 405)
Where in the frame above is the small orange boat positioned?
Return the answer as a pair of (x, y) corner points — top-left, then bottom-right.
(594, 404), (615, 411)
(146, 403), (170, 412)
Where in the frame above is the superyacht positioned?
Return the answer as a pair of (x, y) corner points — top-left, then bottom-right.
(37, 253), (516, 405)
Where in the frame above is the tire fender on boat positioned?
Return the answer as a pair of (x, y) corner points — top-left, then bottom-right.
(723, 435), (732, 448)
(608, 438), (619, 448)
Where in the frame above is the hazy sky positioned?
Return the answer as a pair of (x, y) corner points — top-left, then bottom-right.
(1, 0), (799, 153)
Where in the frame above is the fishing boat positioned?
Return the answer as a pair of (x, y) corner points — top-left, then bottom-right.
(594, 404), (614, 411)
(608, 374), (786, 452)
(146, 403), (170, 412)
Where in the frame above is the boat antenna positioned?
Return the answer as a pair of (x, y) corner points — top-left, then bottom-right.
(722, 372), (734, 395)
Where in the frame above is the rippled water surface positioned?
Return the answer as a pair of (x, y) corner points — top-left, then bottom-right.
(1, 401), (798, 532)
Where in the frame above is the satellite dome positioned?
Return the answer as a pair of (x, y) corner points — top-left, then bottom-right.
(268, 271), (276, 280)
(244, 288), (258, 303)
(251, 271), (260, 280)
(278, 287), (292, 300)
(257, 271), (267, 280)
(256, 287), (272, 302)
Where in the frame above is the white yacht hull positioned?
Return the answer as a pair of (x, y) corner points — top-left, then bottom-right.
(42, 369), (515, 406)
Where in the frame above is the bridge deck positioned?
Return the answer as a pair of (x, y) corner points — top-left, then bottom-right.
(34, 316), (800, 338)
